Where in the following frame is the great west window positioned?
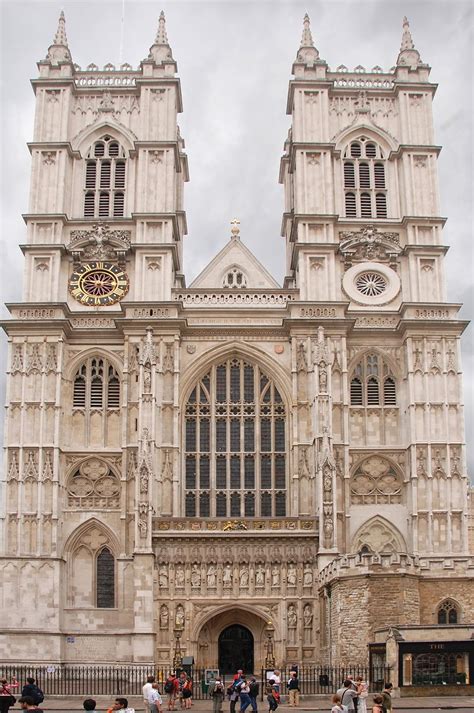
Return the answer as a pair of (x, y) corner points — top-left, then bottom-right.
(184, 358), (287, 518)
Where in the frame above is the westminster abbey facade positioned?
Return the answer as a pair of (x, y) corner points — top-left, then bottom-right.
(1, 10), (473, 682)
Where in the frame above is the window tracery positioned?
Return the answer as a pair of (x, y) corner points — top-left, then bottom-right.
(73, 357), (121, 410)
(343, 137), (387, 219)
(184, 357), (286, 518)
(83, 135), (126, 218)
(350, 353), (397, 406)
(67, 457), (120, 508)
(350, 455), (402, 504)
(437, 599), (459, 625)
(223, 268), (248, 289)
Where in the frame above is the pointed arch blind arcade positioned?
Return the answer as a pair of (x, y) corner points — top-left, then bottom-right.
(184, 358), (287, 518)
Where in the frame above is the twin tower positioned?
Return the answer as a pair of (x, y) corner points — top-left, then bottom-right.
(1, 9), (472, 681)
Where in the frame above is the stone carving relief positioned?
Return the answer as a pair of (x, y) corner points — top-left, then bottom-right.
(350, 455), (402, 504)
(175, 566), (185, 588)
(303, 603), (313, 644)
(207, 564), (217, 589)
(353, 517), (405, 554)
(303, 564), (313, 587)
(239, 566), (249, 589)
(190, 564), (201, 589)
(23, 451), (38, 481)
(41, 451), (54, 481)
(296, 340), (308, 372)
(287, 563), (297, 587)
(160, 604), (169, 629)
(138, 502), (150, 538)
(222, 564), (233, 588)
(255, 564), (265, 587)
(7, 451), (20, 481)
(162, 343), (174, 373)
(339, 225), (401, 271)
(271, 566), (280, 587)
(69, 223), (131, 265)
(159, 566), (169, 589)
(44, 344), (57, 373)
(298, 446), (311, 480)
(26, 344), (43, 375)
(67, 457), (120, 508)
(72, 94), (140, 118)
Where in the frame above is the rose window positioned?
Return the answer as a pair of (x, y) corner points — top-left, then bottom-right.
(355, 271), (387, 297)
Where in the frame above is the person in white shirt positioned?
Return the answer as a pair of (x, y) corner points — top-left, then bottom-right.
(143, 676), (156, 713)
(148, 683), (163, 713)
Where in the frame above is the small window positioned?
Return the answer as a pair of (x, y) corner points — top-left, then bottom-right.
(107, 366), (120, 408)
(113, 192), (125, 217)
(367, 377), (380, 405)
(100, 161), (111, 188)
(438, 600), (459, 625)
(85, 162), (97, 189)
(359, 163), (371, 189)
(96, 547), (115, 608)
(360, 193), (372, 217)
(108, 142), (119, 157)
(84, 137), (126, 218)
(84, 192), (95, 218)
(115, 161), (126, 188)
(99, 192), (110, 217)
(350, 142), (361, 158)
(383, 377), (396, 405)
(344, 163), (355, 188)
(185, 492), (196, 517)
(365, 143), (377, 158)
(350, 378), (363, 405)
(376, 193), (387, 218)
(94, 142), (105, 157)
(374, 163), (385, 189)
(73, 366), (87, 408)
(345, 192), (356, 217)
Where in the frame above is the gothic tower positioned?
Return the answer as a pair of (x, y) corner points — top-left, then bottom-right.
(0, 11), (472, 672)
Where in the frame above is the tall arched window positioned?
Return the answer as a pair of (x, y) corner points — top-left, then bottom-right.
(437, 599), (459, 625)
(184, 357), (287, 518)
(83, 136), (127, 218)
(73, 357), (121, 411)
(96, 547), (115, 608)
(343, 137), (388, 218)
(350, 353), (396, 407)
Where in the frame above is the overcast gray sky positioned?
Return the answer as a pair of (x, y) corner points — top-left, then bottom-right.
(0, 0), (473, 476)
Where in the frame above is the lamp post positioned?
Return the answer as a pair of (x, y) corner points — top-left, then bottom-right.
(264, 619), (276, 669)
(173, 627), (183, 671)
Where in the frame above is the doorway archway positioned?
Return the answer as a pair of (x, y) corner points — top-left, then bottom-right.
(218, 624), (254, 674)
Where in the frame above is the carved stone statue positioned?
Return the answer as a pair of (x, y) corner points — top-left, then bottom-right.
(303, 565), (313, 587)
(271, 566), (280, 587)
(175, 604), (185, 629)
(255, 564), (265, 587)
(303, 603), (313, 628)
(223, 564), (233, 588)
(158, 566), (169, 588)
(239, 566), (249, 588)
(287, 563), (297, 587)
(175, 566), (185, 588)
(191, 564), (201, 588)
(160, 604), (169, 629)
(287, 604), (297, 628)
(207, 564), (217, 589)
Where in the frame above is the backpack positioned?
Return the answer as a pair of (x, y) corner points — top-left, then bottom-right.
(249, 682), (259, 698)
(226, 685), (234, 697)
(35, 687), (45, 704)
(164, 680), (175, 693)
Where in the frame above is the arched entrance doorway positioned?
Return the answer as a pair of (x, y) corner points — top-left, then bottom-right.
(218, 624), (254, 674)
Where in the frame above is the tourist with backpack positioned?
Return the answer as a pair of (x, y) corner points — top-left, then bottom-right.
(164, 674), (179, 711)
(21, 679), (44, 708)
(209, 676), (225, 713)
(248, 678), (259, 713)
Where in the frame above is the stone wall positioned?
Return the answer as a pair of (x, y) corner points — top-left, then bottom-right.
(419, 578), (474, 625)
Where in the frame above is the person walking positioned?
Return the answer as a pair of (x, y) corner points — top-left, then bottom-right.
(21, 678), (44, 707)
(287, 671), (299, 707)
(381, 683), (393, 713)
(239, 679), (252, 713)
(355, 677), (368, 713)
(0, 677), (19, 713)
(208, 675), (225, 713)
(229, 675), (244, 713)
(248, 677), (259, 713)
(164, 674), (179, 711)
(143, 676), (156, 713)
(335, 680), (357, 713)
(148, 682), (163, 713)
(182, 677), (192, 710)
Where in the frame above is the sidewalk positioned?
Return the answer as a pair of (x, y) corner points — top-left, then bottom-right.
(36, 695), (474, 711)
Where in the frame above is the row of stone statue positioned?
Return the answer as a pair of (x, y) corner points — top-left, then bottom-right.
(158, 562), (315, 590)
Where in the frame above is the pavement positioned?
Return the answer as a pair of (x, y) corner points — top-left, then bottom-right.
(26, 696), (474, 711)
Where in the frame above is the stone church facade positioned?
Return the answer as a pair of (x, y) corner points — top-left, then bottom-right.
(1, 11), (473, 675)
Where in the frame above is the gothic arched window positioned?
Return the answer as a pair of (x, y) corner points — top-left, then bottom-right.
(184, 357), (287, 518)
(83, 135), (127, 218)
(96, 547), (115, 608)
(223, 268), (248, 289)
(437, 599), (459, 625)
(73, 357), (121, 411)
(350, 353), (396, 407)
(343, 137), (388, 218)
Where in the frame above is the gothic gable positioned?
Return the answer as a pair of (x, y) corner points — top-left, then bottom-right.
(190, 234), (280, 289)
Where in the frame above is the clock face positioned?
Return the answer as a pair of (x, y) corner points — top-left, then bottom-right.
(69, 261), (129, 306)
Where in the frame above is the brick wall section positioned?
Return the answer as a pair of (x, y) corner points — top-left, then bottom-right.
(328, 574), (420, 663)
(419, 579), (474, 624)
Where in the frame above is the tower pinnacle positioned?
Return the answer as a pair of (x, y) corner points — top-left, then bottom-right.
(300, 13), (314, 48)
(147, 9), (175, 65)
(294, 13), (320, 67)
(155, 10), (169, 45)
(396, 16), (423, 68)
(46, 9), (72, 64)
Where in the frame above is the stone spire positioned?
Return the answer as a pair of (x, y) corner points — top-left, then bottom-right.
(155, 10), (169, 45)
(148, 9), (175, 65)
(295, 13), (320, 66)
(300, 13), (313, 47)
(396, 16), (422, 68)
(46, 9), (72, 64)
